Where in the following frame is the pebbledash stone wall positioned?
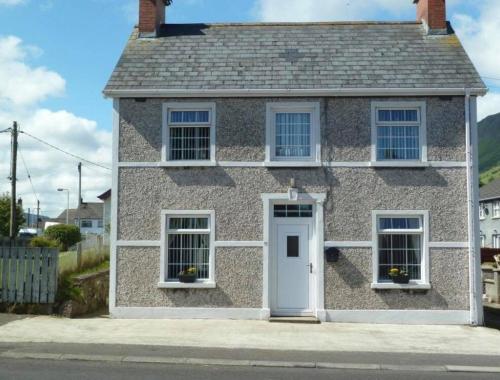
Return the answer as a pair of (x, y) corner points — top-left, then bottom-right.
(118, 96), (466, 163)
(115, 96), (470, 311)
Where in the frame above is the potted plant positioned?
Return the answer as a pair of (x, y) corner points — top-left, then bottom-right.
(388, 268), (410, 284)
(178, 267), (197, 283)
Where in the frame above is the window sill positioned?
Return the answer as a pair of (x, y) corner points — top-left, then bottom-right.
(371, 282), (431, 290)
(158, 281), (216, 289)
(159, 161), (216, 168)
(370, 161), (428, 168)
(264, 161), (322, 168)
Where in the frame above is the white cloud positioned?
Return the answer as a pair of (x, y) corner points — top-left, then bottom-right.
(0, 36), (111, 219)
(451, 0), (500, 121)
(0, 0), (25, 5)
(255, 0), (413, 22)
(0, 36), (65, 107)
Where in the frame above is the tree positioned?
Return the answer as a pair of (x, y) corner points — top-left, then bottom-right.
(0, 194), (25, 237)
(44, 224), (82, 251)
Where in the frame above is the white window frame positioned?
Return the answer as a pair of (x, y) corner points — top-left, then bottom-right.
(81, 220), (93, 228)
(493, 232), (500, 249)
(493, 201), (500, 219)
(480, 204), (486, 220)
(162, 102), (216, 166)
(265, 102), (321, 166)
(480, 233), (486, 248)
(371, 101), (427, 166)
(371, 210), (430, 290)
(159, 210), (216, 288)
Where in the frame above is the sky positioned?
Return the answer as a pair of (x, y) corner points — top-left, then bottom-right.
(0, 0), (499, 218)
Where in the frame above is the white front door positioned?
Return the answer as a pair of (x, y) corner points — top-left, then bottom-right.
(274, 223), (311, 315)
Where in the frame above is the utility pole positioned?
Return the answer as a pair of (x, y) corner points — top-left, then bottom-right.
(77, 162), (82, 229)
(27, 207), (30, 227)
(9, 121), (18, 240)
(36, 200), (40, 232)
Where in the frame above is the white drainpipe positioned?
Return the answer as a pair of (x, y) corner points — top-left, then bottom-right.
(465, 89), (483, 325)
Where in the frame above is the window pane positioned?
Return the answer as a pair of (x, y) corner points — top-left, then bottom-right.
(378, 233), (422, 281)
(81, 220), (92, 228)
(169, 127), (210, 161)
(169, 217), (208, 230)
(379, 217), (421, 230)
(274, 204), (313, 218)
(377, 125), (420, 160)
(275, 112), (311, 158)
(171, 110), (209, 123)
(287, 236), (299, 257)
(167, 233), (210, 280)
(378, 109), (418, 122)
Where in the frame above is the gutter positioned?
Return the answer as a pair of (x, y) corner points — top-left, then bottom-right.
(102, 87), (488, 99)
(465, 89), (484, 326)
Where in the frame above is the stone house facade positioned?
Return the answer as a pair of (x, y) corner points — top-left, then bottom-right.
(104, 0), (486, 324)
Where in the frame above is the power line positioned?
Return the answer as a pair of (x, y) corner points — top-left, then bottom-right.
(482, 76), (500, 82)
(18, 144), (40, 205)
(19, 130), (111, 171)
(0, 128), (11, 133)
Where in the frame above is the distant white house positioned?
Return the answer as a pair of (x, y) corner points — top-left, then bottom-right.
(98, 189), (111, 244)
(50, 202), (104, 235)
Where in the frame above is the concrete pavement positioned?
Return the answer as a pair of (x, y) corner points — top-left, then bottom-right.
(1, 315), (500, 356)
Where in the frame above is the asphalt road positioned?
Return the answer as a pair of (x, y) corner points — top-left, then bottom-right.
(0, 359), (499, 380)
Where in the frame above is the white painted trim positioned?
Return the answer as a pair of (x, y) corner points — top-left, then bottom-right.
(325, 241), (372, 248)
(264, 161), (322, 168)
(116, 240), (161, 247)
(103, 87), (487, 99)
(371, 283), (431, 290)
(428, 242), (469, 248)
(214, 241), (265, 248)
(109, 98), (120, 310)
(159, 210), (216, 284)
(371, 101), (427, 163)
(371, 210), (430, 285)
(157, 281), (216, 289)
(110, 307), (266, 320)
(261, 192), (326, 319)
(117, 160), (468, 169)
(162, 102), (216, 164)
(466, 93), (483, 326)
(325, 310), (470, 325)
(325, 241), (468, 249)
(265, 102), (321, 165)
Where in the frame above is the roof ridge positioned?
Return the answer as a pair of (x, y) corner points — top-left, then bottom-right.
(158, 21), (421, 27)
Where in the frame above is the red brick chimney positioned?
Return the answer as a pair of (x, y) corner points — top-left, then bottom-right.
(414, 0), (447, 33)
(139, 0), (166, 37)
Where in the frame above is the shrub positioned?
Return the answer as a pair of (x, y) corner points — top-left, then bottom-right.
(29, 236), (60, 249)
(45, 224), (81, 251)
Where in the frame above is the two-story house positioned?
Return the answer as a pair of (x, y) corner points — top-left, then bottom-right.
(480, 179), (500, 249)
(104, 0), (486, 324)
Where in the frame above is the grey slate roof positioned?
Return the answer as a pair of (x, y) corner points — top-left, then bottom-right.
(56, 203), (103, 221)
(480, 179), (500, 201)
(104, 22), (485, 93)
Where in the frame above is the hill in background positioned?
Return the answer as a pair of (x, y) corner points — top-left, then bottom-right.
(479, 112), (500, 186)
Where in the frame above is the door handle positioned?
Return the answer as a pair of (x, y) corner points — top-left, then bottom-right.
(307, 263), (313, 273)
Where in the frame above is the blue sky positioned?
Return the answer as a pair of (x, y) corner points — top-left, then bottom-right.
(0, 0), (499, 217)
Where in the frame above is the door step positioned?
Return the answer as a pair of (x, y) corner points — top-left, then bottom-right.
(269, 316), (321, 324)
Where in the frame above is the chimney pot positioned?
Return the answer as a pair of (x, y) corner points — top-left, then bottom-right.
(414, 0), (447, 34)
(139, 0), (166, 37)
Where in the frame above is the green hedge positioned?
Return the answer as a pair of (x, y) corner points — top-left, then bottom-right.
(29, 236), (60, 249)
(44, 224), (81, 251)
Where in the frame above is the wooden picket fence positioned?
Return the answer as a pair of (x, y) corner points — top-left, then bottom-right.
(0, 247), (59, 304)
